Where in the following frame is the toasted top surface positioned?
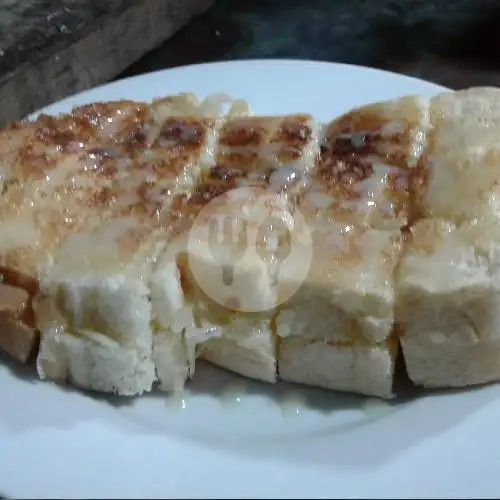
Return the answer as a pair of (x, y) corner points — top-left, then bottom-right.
(180, 101), (428, 310)
(0, 95), (226, 283)
(0, 100), (148, 189)
(4, 87), (500, 303)
(274, 96), (428, 301)
(39, 98), (428, 302)
(299, 95), (430, 234)
(203, 114), (318, 194)
(326, 95), (430, 169)
(172, 114), (320, 245)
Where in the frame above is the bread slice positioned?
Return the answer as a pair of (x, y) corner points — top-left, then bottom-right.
(276, 95), (430, 398)
(276, 224), (402, 398)
(166, 114), (320, 384)
(182, 187), (297, 383)
(0, 98), (158, 363)
(35, 220), (166, 395)
(397, 87), (500, 389)
(35, 99), (241, 395)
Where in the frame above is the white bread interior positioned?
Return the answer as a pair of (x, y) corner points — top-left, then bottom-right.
(279, 338), (397, 399)
(198, 318), (277, 383)
(276, 226), (402, 398)
(396, 87), (500, 389)
(149, 238), (192, 393)
(35, 220), (165, 395)
(396, 218), (500, 388)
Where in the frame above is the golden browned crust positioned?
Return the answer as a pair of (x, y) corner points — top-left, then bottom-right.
(0, 284), (38, 363)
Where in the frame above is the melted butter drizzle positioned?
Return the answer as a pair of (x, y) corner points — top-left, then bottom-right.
(309, 122), (412, 226)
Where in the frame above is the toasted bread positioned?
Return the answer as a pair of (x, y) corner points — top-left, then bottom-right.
(34, 96), (248, 395)
(173, 114), (320, 384)
(4, 87), (500, 399)
(0, 98), (157, 364)
(0, 94), (248, 394)
(273, 95), (429, 398)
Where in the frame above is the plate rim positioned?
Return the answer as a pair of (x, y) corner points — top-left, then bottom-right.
(32, 58), (449, 117)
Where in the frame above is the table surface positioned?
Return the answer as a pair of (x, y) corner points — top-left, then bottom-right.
(0, 0), (215, 124)
(120, 0), (500, 90)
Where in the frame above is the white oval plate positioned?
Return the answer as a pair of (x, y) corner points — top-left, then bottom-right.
(1, 60), (497, 499)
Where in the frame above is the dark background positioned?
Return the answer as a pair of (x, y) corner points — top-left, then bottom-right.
(120, 0), (500, 89)
(2, 0), (500, 125)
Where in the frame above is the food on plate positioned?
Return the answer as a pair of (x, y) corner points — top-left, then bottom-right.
(397, 88), (500, 389)
(1, 87), (500, 399)
(181, 114), (320, 385)
(276, 96), (427, 398)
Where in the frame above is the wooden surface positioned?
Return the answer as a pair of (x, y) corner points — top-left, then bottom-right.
(0, 0), (215, 126)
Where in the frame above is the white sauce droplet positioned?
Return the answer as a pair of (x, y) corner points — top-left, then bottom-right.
(269, 166), (299, 191)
